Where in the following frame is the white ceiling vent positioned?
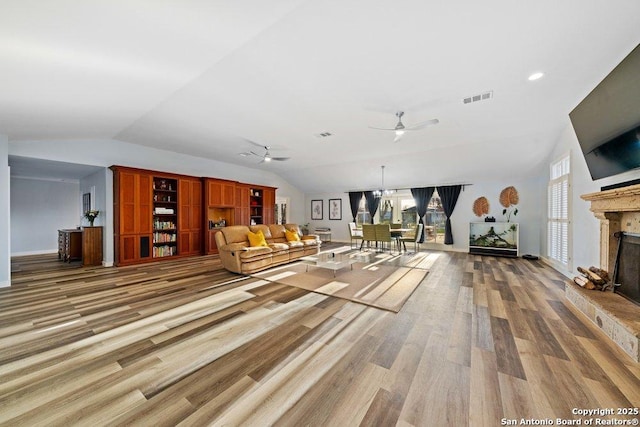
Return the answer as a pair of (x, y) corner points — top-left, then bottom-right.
(463, 91), (493, 105)
(314, 132), (333, 138)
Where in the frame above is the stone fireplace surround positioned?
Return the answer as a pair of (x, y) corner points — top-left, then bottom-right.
(567, 183), (640, 362)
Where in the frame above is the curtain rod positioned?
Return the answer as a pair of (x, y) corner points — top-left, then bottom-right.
(345, 183), (473, 194)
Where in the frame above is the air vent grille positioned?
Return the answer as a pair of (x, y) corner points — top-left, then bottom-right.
(315, 132), (333, 138)
(463, 91), (493, 104)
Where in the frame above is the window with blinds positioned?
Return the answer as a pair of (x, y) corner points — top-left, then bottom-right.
(548, 155), (570, 268)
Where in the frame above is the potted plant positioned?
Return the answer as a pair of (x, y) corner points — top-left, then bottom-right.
(300, 223), (310, 236)
(84, 210), (99, 227)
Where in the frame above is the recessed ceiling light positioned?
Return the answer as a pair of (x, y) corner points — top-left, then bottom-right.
(528, 72), (544, 81)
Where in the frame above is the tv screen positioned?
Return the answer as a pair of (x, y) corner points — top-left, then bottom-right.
(569, 43), (640, 181)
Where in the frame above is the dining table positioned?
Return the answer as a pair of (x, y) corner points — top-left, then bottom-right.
(390, 227), (414, 252)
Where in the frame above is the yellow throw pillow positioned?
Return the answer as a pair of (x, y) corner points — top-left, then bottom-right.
(285, 229), (300, 242)
(247, 230), (268, 247)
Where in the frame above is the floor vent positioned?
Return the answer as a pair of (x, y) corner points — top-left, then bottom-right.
(463, 91), (493, 104)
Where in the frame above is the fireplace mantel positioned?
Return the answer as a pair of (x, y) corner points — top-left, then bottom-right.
(581, 183), (640, 272)
(572, 183), (640, 362)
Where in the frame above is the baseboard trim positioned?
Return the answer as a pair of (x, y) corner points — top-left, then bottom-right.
(11, 249), (58, 257)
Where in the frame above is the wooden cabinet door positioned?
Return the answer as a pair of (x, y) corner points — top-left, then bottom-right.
(82, 227), (103, 266)
(118, 234), (151, 265)
(207, 179), (235, 207)
(207, 180), (222, 206)
(208, 230), (219, 254)
(179, 178), (203, 256)
(113, 168), (152, 266)
(116, 170), (152, 235)
(235, 184), (250, 225)
(262, 187), (276, 224)
(222, 182), (235, 206)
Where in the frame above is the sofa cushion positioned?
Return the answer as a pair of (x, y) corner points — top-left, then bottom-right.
(221, 225), (251, 244)
(268, 224), (287, 239)
(269, 242), (290, 252)
(285, 229), (300, 242)
(301, 238), (319, 246)
(286, 240), (304, 248)
(239, 246), (272, 259)
(248, 230), (268, 247)
(249, 225), (272, 239)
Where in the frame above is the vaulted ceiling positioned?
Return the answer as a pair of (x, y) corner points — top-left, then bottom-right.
(2, 1), (639, 192)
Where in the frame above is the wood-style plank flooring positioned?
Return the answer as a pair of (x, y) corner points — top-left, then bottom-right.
(1, 246), (639, 426)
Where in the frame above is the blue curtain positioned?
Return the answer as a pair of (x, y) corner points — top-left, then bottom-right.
(437, 185), (462, 245)
(348, 191), (363, 222)
(363, 191), (380, 224)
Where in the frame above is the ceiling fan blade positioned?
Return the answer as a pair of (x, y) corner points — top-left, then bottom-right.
(271, 157), (290, 161)
(406, 118), (439, 130)
(249, 150), (262, 157)
(245, 139), (268, 149)
(368, 125), (397, 131)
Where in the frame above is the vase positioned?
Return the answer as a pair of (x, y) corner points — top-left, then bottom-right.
(89, 220), (94, 227)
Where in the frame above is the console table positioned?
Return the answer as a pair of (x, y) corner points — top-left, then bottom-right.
(58, 227), (103, 266)
(58, 229), (82, 262)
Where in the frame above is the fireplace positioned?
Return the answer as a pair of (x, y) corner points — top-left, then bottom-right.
(613, 232), (640, 304)
(569, 183), (640, 362)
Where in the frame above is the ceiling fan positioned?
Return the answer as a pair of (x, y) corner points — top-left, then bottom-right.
(369, 111), (439, 142)
(239, 144), (290, 163)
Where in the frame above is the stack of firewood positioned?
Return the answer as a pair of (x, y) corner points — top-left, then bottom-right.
(573, 266), (611, 291)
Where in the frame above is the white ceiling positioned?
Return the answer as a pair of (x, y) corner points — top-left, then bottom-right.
(1, 1), (639, 193)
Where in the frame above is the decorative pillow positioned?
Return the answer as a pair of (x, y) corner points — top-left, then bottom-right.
(247, 230), (268, 247)
(285, 229), (301, 242)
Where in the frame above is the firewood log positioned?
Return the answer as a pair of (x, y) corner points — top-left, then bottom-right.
(574, 276), (596, 290)
(588, 266), (610, 283)
(577, 266), (606, 286)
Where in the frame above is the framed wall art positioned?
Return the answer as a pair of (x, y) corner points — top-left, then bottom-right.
(311, 199), (323, 220)
(329, 198), (342, 220)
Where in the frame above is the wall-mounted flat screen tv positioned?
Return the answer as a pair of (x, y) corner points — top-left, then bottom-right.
(569, 43), (640, 181)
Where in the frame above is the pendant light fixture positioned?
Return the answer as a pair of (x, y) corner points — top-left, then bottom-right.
(373, 165), (394, 198)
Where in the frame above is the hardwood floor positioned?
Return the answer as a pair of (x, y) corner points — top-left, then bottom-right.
(1, 247), (638, 426)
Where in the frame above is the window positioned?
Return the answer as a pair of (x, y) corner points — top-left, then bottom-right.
(378, 199), (393, 224)
(548, 154), (570, 268)
(426, 189), (446, 244)
(356, 198), (370, 225)
(356, 191), (446, 244)
(382, 191), (446, 243)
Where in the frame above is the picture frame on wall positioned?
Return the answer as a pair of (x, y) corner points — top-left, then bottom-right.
(82, 193), (91, 214)
(311, 199), (323, 220)
(329, 198), (342, 220)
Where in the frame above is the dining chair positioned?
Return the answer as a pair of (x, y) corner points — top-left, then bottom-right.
(360, 224), (376, 251)
(348, 222), (363, 249)
(374, 224), (394, 253)
(390, 223), (403, 252)
(400, 223), (424, 253)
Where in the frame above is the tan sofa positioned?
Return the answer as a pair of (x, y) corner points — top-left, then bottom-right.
(214, 224), (321, 274)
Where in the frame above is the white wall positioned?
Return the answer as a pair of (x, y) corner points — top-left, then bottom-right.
(304, 193), (351, 241)
(10, 177), (80, 255)
(0, 135), (9, 287)
(544, 122), (640, 275)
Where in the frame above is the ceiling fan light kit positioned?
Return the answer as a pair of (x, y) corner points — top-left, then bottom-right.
(242, 144), (289, 163)
(369, 111), (439, 142)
